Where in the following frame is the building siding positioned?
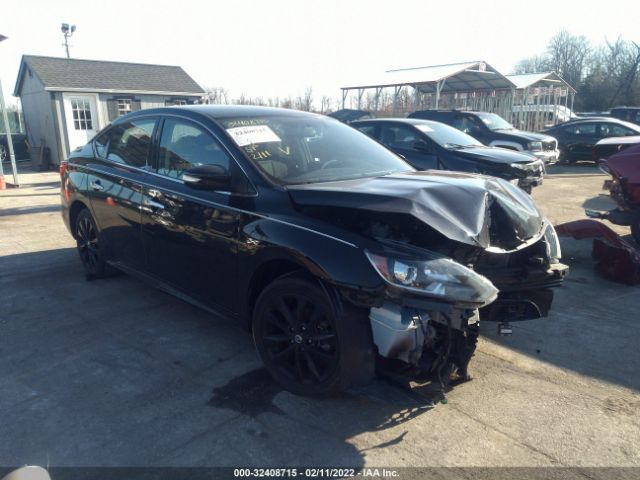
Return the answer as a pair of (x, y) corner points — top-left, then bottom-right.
(17, 72), (61, 164)
(18, 82), (202, 165)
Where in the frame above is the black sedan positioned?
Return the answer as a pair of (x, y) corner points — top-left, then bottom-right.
(543, 117), (640, 164)
(352, 118), (544, 193)
(61, 106), (567, 396)
(593, 135), (640, 162)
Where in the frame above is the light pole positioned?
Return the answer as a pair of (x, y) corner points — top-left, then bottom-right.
(0, 33), (19, 188)
(61, 23), (76, 59)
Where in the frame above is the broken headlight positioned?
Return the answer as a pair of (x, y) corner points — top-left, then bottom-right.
(544, 223), (562, 262)
(366, 251), (499, 307)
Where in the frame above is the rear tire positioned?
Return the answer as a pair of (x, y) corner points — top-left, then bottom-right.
(252, 275), (375, 396)
(75, 208), (115, 280)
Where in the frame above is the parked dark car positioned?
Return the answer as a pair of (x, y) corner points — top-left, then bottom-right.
(327, 109), (372, 124)
(543, 117), (640, 164)
(60, 106), (567, 396)
(610, 106), (640, 125)
(408, 110), (559, 164)
(0, 132), (30, 161)
(593, 135), (640, 170)
(586, 143), (640, 243)
(351, 118), (544, 193)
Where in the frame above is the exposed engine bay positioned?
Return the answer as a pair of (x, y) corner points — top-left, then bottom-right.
(288, 171), (568, 389)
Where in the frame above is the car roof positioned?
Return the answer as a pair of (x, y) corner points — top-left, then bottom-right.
(554, 116), (640, 129)
(352, 118), (444, 127)
(126, 104), (325, 121)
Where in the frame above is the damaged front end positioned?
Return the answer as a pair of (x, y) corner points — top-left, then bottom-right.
(288, 171), (568, 385)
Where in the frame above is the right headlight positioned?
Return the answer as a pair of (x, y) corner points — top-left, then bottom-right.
(543, 223), (562, 263)
(528, 141), (543, 151)
(366, 251), (499, 307)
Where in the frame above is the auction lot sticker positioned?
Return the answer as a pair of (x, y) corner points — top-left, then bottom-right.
(227, 125), (281, 147)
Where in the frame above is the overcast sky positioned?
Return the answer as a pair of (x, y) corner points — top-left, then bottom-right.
(1, 0), (639, 107)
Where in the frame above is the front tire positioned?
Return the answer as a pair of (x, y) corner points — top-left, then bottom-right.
(75, 209), (113, 280)
(252, 275), (375, 396)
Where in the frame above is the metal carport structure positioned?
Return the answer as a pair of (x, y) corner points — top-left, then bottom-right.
(505, 72), (577, 131)
(340, 61), (517, 118)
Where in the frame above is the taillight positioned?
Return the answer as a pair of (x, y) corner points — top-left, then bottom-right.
(59, 161), (68, 179)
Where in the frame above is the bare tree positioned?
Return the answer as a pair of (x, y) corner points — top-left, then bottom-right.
(298, 87), (314, 111)
(320, 96), (332, 113)
(513, 56), (552, 75)
(546, 30), (590, 88)
(202, 87), (229, 104)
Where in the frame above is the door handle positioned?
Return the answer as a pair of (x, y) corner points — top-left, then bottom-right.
(142, 197), (165, 210)
(90, 181), (104, 192)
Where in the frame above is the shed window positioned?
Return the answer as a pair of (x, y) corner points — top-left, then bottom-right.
(117, 99), (132, 116)
(71, 98), (93, 130)
(165, 99), (188, 106)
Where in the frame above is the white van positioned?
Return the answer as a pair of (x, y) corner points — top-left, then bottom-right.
(512, 105), (577, 130)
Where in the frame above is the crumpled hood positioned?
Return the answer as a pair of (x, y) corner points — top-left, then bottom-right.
(287, 170), (545, 251)
(455, 146), (537, 165)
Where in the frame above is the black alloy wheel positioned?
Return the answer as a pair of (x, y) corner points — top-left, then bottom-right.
(75, 209), (111, 279)
(253, 275), (374, 396)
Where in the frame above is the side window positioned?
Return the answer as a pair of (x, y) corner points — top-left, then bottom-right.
(379, 125), (418, 149)
(452, 116), (479, 134)
(95, 118), (155, 168)
(157, 118), (231, 179)
(564, 123), (596, 135)
(355, 124), (377, 139)
(604, 123), (635, 137)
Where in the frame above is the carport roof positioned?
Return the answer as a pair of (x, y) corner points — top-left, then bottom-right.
(14, 55), (205, 97)
(505, 71), (576, 93)
(341, 61), (516, 93)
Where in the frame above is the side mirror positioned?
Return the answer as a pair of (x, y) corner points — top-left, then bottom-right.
(182, 164), (233, 191)
(413, 140), (433, 153)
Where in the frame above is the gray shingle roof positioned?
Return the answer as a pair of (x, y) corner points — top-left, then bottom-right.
(15, 55), (205, 96)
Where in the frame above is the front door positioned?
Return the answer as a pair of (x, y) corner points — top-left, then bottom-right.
(141, 116), (241, 312)
(63, 94), (99, 152)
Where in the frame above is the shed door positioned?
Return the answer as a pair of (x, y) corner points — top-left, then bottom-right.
(63, 94), (99, 152)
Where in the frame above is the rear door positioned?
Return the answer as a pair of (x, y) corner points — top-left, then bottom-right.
(140, 116), (242, 312)
(88, 117), (157, 269)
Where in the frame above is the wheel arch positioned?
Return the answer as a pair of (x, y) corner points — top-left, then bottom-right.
(68, 200), (90, 239)
(242, 256), (321, 328)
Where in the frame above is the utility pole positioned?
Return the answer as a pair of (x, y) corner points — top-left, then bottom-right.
(0, 34), (19, 188)
(61, 23), (76, 58)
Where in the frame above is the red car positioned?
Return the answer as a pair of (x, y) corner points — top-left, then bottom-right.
(587, 143), (640, 243)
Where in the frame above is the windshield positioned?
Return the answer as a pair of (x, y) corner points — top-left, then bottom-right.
(218, 115), (413, 185)
(414, 122), (483, 149)
(475, 112), (514, 131)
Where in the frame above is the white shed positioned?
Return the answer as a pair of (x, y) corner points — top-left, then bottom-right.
(13, 55), (205, 165)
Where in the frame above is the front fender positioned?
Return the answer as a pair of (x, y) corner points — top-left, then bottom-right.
(238, 215), (385, 316)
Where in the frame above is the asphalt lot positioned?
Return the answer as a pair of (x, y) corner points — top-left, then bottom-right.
(1, 163), (639, 470)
